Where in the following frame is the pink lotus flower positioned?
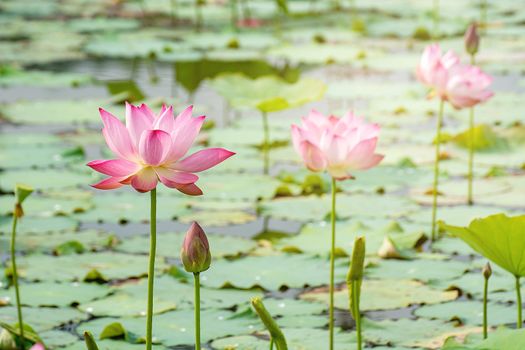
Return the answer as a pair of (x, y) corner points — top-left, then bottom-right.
(291, 110), (384, 180)
(416, 44), (493, 109)
(88, 103), (235, 195)
(30, 344), (45, 350)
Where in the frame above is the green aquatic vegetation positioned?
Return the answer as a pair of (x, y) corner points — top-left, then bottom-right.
(441, 214), (525, 328)
(209, 73), (326, 174)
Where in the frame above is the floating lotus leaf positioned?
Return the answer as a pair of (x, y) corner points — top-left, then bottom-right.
(209, 73), (326, 113)
(440, 214), (525, 277)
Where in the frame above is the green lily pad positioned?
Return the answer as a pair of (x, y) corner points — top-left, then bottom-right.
(13, 252), (167, 282)
(117, 231), (256, 258)
(0, 281), (109, 307)
(301, 278), (457, 311)
(209, 73), (326, 112)
(440, 214), (525, 277)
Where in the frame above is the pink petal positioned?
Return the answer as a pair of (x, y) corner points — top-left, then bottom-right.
(299, 140), (327, 172)
(157, 175), (203, 196)
(347, 138), (381, 169)
(130, 167), (158, 192)
(87, 159), (139, 177)
(173, 148), (235, 173)
(30, 344), (45, 350)
(91, 176), (126, 190)
(139, 130), (172, 166)
(100, 108), (136, 160)
(358, 154), (384, 170)
(156, 167), (199, 185)
(153, 105), (175, 132)
(125, 102), (154, 147)
(167, 115), (206, 162)
(173, 105), (194, 129)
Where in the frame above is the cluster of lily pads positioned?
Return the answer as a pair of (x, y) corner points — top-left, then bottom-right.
(1, 0), (525, 350)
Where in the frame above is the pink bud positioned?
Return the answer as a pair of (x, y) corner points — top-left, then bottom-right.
(30, 344), (45, 350)
(181, 222), (211, 273)
(464, 23), (479, 55)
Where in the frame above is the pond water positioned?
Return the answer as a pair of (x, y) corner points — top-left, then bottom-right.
(0, 0), (524, 349)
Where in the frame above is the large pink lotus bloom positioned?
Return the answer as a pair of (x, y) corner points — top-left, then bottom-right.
(291, 110), (384, 180)
(416, 44), (493, 109)
(87, 103), (235, 195)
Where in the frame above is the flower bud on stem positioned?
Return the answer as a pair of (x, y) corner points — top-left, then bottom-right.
(251, 297), (288, 350)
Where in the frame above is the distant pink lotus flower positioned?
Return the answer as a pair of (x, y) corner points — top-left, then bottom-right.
(88, 103), (235, 195)
(416, 44), (493, 109)
(30, 344), (45, 350)
(291, 110), (384, 180)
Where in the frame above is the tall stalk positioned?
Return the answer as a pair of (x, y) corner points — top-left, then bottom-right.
(10, 213), (25, 349)
(352, 282), (362, 350)
(329, 178), (337, 350)
(146, 188), (157, 350)
(433, 0), (440, 40)
(194, 272), (201, 350)
(431, 100), (445, 241)
(467, 54), (476, 205)
(516, 276), (522, 329)
(483, 275), (488, 338)
(262, 111), (270, 175)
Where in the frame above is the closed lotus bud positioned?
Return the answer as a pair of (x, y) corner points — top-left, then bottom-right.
(464, 23), (480, 56)
(482, 262), (492, 279)
(347, 236), (366, 282)
(14, 183), (33, 218)
(181, 222), (211, 273)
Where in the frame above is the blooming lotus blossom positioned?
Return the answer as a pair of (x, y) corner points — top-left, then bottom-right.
(88, 103), (234, 195)
(291, 110), (384, 180)
(416, 44), (493, 109)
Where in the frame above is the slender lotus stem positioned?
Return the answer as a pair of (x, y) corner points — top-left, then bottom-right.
(467, 53), (476, 206)
(516, 276), (522, 329)
(262, 111), (270, 175)
(194, 272), (201, 350)
(230, 0), (238, 29)
(170, 0), (177, 24)
(480, 0), (487, 32)
(329, 177), (337, 350)
(84, 331), (100, 350)
(433, 0), (440, 40)
(483, 275), (488, 338)
(241, 0), (251, 19)
(352, 282), (362, 350)
(146, 188), (157, 350)
(194, 0), (203, 31)
(270, 339), (274, 350)
(10, 211), (25, 348)
(251, 297), (287, 350)
(431, 100), (445, 241)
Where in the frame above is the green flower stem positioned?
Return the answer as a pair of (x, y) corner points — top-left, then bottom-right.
(10, 211), (25, 348)
(480, 0), (487, 32)
(352, 282), (362, 350)
(146, 188), (157, 350)
(329, 177), (337, 350)
(433, 0), (440, 39)
(262, 111), (270, 175)
(483, 275), (488, 339)
(431, 100), (445, 241)
(467, 53), (476, 206)
(251, 297), (287, 350)
(84, 331), (100, 350)
(516, 276), (522, 329)
(194, 272), (201, 350)
(230, 0), (238, 29)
